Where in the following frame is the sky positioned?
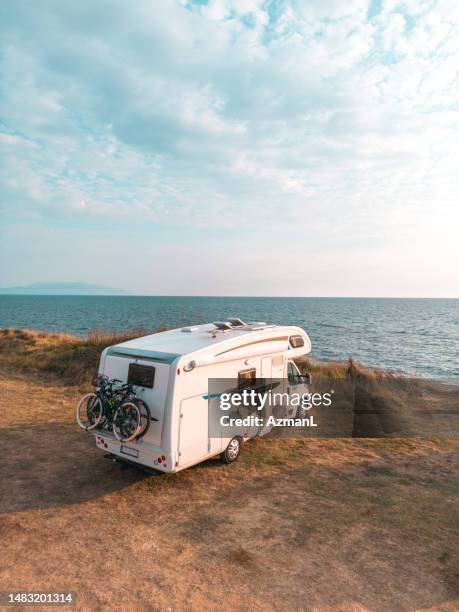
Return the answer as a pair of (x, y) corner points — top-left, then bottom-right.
(0, 0), (458, 297)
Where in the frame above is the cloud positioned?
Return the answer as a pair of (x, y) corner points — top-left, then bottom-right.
(0, 0), (458, 294)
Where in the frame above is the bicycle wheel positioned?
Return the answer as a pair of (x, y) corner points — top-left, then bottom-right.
(76, 393), (103, 431)
(132, 399), (151, 438)
(113, 402), (141, 442)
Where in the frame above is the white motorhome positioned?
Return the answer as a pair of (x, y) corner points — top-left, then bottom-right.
(91, 320), (311, 472)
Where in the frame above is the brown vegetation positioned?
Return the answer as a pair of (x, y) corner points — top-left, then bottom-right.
(297, 355), (400, 380)
(0, 327), (163, 386)
(0, 329), (458, 610)
(0, 367), (458, 610)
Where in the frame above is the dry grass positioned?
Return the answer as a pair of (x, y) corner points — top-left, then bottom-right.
(297, 355), (400, 380)
(0, 327), (167, 386)
(0, 330), (458, 610)
(0, 367), (458, 610)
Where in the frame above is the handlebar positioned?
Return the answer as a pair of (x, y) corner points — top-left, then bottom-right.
(93, 377), (134, 392)
(116, 383), (134, 392)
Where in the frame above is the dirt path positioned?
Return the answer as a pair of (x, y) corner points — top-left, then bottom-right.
(1, 369), (458, 611)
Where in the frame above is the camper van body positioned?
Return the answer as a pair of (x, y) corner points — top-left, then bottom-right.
(93, 322), (311, 472)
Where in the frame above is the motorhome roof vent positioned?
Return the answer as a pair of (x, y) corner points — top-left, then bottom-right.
(212, 321), (232, 331)
(246, 322), (276, 330)
(228, 318), (246, 327)
(181, 326), (199, 332)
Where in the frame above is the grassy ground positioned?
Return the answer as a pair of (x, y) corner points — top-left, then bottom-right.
(0, 330), (458, 610)
(0, 327), (155, 386)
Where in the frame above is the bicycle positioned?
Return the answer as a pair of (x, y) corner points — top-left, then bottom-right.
(76, 375), (120, 431)
(112, 389), (150, 442)
(76, 376), (150, 442)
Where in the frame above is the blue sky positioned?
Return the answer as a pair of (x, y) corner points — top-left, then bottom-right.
(0, 0), (458, 296)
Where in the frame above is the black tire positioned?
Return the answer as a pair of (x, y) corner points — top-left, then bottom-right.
(76, 393), (103, 430)
(112, 402), (141, 442)
(133, 399), (151, 439)
(220, 436), (242, 464)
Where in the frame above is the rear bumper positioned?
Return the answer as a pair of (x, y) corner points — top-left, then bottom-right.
(94, 432), (175, 473)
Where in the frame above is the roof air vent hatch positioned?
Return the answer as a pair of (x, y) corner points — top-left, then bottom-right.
(228, 318), (246, 327)
(212, 322), (232, 331)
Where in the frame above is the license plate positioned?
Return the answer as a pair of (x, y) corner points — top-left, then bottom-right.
(120, 445), (139, 458)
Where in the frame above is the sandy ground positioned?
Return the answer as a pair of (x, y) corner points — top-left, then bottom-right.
(0, 368), (458, 611)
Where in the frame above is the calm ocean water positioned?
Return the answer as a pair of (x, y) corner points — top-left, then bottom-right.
(0, 296), (457, 379)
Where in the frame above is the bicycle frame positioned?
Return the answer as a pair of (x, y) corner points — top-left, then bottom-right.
(94, 380), (135, 428)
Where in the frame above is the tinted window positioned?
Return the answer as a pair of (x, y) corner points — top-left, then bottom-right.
(128, 363), (155, 388)
(238, 368), (256, 389)
(289, 335), (304, 348)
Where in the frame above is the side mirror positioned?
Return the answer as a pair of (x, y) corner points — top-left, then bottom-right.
(299, 373), (312, 385)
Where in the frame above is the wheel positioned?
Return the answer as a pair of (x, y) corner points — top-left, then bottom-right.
(113, 402), (140, 442)
(132, 399), (151, 438)
(76, 393), (103, 430)
(113, 402), (141, 442)
(220, 436), (242, 464)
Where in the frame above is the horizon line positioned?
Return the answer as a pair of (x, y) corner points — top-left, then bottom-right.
(0, 293), (457, 299)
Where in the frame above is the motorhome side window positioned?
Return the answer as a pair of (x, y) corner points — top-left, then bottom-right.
(238, 368), (256, 389)
(289, 335), (304, 348)
(287, 362), (297, 383)
(128, 363), (155, 388)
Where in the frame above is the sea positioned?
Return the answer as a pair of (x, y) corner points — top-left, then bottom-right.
(0, 296), (457, 380)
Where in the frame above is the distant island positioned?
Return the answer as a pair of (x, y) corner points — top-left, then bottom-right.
(0, 282), (130, 295)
